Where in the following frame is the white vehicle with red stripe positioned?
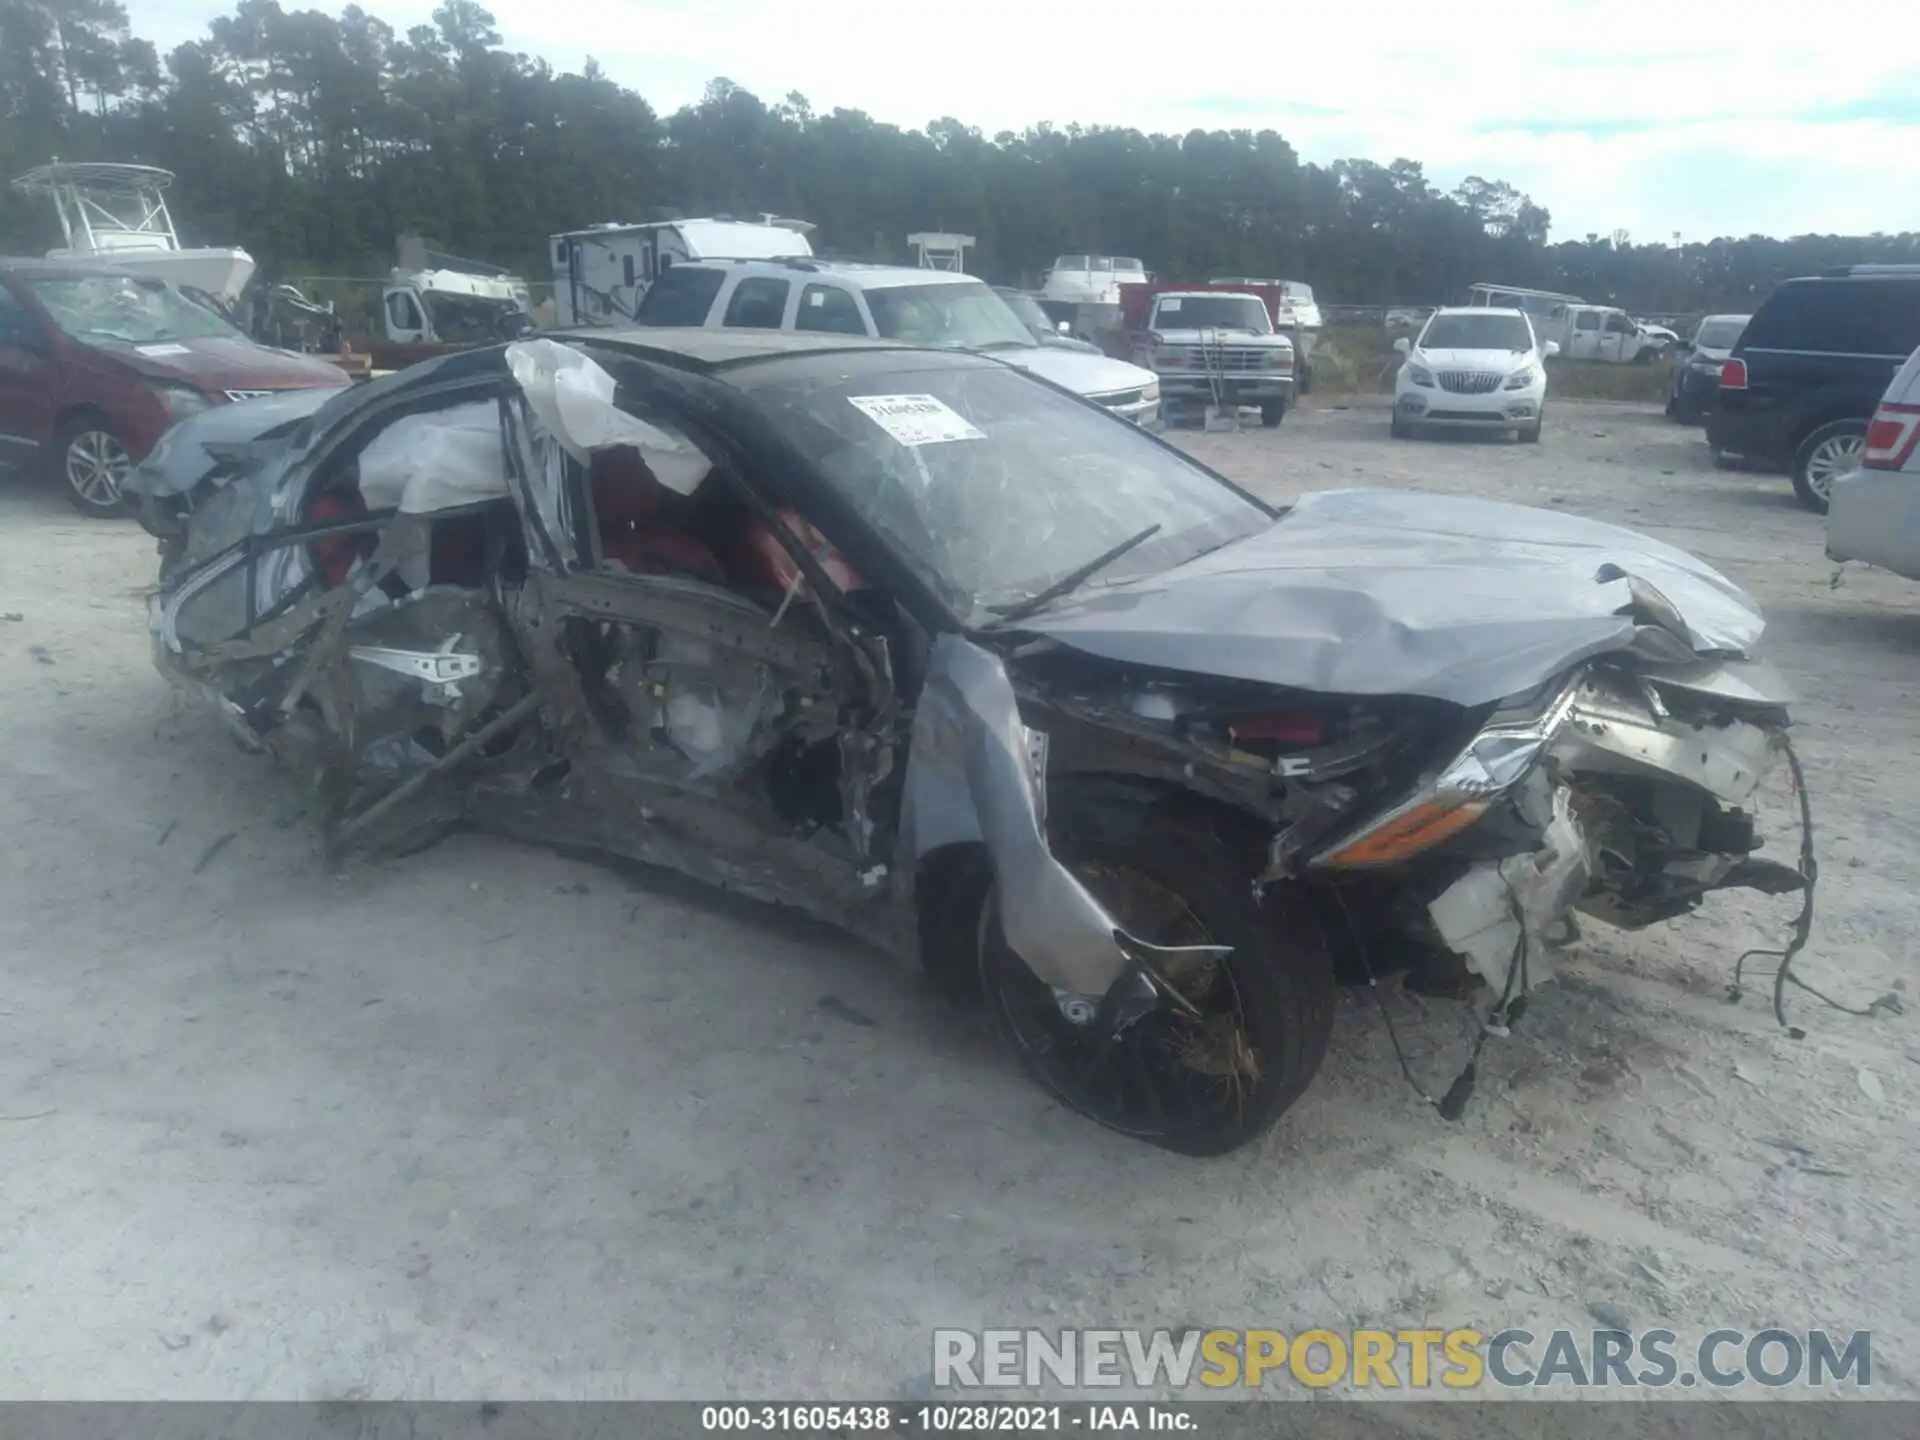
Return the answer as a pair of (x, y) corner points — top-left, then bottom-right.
(1826, 345), (1920, 580)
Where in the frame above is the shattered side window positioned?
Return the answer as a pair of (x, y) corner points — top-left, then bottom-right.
(743, 363), (1271, 624)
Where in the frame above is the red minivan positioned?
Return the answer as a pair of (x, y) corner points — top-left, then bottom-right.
(0, 257), (352, 517)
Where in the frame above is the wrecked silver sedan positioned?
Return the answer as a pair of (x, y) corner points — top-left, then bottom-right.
(128, 330), (1811, 1154)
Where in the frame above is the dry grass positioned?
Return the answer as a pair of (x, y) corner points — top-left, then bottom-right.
(1310, 323), (1671, 405)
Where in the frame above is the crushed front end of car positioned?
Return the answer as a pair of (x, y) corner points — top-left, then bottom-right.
(990, 488), (1823, 1133)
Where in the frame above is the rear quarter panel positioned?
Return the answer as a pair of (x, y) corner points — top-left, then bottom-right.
(1712, 351), (1901, 463)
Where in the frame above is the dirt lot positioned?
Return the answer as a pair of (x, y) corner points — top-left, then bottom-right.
(2, 396), (1917, 1402)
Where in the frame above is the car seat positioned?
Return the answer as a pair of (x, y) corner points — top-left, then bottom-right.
(591, 446), (726, 585)
(731, 508), (868, 603)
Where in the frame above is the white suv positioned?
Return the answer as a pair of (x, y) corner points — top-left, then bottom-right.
(1392, 306), (1558, 442)
(634, 259), (1161, 425)
(1826, 344), (1920, 581)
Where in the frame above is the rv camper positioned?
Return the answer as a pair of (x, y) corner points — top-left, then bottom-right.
(549, 217), (816, 327)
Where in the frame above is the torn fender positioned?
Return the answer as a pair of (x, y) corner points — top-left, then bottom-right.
(900, 634), (1131, 996)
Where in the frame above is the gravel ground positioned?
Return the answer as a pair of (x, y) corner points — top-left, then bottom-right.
(1, 396), (1916, 1402)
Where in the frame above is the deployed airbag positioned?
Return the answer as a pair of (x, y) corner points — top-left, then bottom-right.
(505, 338), (713, 496)
(354, 400), (510, 514)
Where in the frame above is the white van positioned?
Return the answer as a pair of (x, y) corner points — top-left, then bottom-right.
(549, 217), (815, 328)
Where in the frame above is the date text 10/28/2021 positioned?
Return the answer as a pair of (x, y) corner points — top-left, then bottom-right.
(701, 1406), (1192, 1432)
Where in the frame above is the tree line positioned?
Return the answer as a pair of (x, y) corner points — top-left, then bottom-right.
(5, 0), (1917, 315)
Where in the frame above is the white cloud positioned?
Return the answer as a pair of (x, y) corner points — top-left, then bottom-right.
(126, 0), (1920, 240)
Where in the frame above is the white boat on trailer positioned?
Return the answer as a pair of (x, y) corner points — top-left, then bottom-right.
(10, 162), (255, 304)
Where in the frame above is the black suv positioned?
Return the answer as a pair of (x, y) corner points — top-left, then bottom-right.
(1707, 265), (1920, 511)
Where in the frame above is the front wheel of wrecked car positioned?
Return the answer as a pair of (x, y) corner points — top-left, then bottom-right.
(977, 810), (1336, 1155)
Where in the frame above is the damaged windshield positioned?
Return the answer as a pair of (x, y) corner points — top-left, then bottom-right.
(743, 358), (1273, 624)
(864, 282), (1036, 351)
(27, 273), (243, 345)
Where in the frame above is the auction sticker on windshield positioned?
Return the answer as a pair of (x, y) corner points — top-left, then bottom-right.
(848, 394), (986, 447)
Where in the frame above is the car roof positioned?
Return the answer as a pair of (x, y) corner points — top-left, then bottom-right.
(566, 324), (987, 372)
(1468, 283), (1582, 300)
(1700, 313), (1751, 324)
(1429, 306), (1527, 318)
(1783, 269), (1920, 286)
(1819, 264), (1920, 279)
(680, 257), (980, 291)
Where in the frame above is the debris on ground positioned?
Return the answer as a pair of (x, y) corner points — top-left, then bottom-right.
(191, 830), (238, 874)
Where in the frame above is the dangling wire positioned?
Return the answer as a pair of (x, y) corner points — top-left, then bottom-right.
(1334, 881), (1529, 1122)
(1729, 733), (1900, 1035)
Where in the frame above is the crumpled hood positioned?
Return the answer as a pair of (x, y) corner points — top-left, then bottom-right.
(125, 387), (339, 499)
(998, 346), (1159, 398)
(1017, 489), (1766, 706)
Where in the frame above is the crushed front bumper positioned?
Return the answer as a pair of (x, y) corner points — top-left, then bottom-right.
(1418, 665), (1793, 995)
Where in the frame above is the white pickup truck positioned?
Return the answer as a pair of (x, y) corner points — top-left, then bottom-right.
(1125, 287), (1296, 427)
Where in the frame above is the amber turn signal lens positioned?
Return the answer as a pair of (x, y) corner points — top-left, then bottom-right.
(1316, 798), (1489, 868)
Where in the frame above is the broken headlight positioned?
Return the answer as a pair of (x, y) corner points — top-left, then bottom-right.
(1308, 675), (1580, 870)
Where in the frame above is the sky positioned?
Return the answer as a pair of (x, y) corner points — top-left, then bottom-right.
(124, 0), (1920, 244)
